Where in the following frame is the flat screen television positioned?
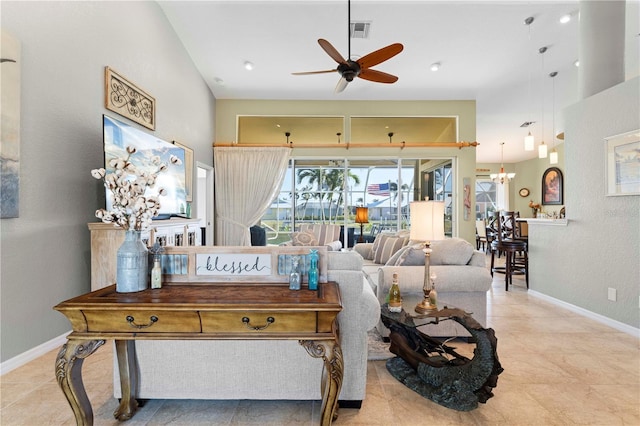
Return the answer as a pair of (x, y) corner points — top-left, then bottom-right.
(102, 114), (187, 218)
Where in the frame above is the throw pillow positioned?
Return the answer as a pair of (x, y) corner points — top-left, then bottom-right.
(430, 238), (474, 265)
(371, 234), (391, 262)
(291, 230), (318, 246)
(385, 245), (411, 266)
(395, 244), (426, 266)
(374, 236), (405, 264)
(370, 232), (385, 255)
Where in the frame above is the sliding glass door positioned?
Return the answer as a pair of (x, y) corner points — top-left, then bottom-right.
(260, 157), (453, 245)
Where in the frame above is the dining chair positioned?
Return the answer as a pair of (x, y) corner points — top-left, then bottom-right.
(475, 219), (488, 252)
(489, 211), (528, 291)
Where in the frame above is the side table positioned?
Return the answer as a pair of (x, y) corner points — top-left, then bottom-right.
(380, 302), (503, 411)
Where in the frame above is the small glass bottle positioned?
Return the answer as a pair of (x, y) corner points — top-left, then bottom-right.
(289, 255), (301, 290)
(427, 272), (437, 308)
(151, 255), (162, 289)
(388, 272), (402, 313)
(429, 282), (437, 308)
(308, 249), (319, 291)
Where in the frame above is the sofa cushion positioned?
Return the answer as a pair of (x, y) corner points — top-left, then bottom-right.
(291, 230), (318, 246)
(430, 238), (474, 265)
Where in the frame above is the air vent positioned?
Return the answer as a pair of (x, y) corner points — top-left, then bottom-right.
(350, 22), (371, 39)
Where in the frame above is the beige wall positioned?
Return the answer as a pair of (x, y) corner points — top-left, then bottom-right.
(1, 1), (216, 363)
(215, 99), (478, 243)
(532, 77), (639, 329)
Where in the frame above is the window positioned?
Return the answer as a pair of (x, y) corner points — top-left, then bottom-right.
(259, 158), (454, 245)
(475, 179), (497, 220)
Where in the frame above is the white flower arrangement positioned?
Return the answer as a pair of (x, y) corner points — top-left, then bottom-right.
(92, 146), (182, 231)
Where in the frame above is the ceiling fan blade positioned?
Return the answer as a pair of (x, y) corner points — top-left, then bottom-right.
(358, 68), (398, 84)
(318, 39), (347, 64)
(292, 69), (337, 75)
(357, 43), (404, 69)
(335, 77), (349, 93)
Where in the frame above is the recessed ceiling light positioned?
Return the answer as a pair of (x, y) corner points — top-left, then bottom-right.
(430, 62), (440, 72)
(244, 61), (254, 71)
(574, 59), (580, 67)
(560, 14), (571, 24)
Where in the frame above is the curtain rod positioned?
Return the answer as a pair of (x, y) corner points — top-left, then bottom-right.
(213, 141), (479, 149)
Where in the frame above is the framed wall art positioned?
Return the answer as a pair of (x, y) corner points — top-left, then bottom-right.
(1, 30), (21, 218)
(605, 129), (640, 196)
(104, 66), (155, 130)
(173, 141), (193, 202)
(542, 167), (563, 205)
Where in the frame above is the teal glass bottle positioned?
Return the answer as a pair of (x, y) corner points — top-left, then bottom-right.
(308, 249), (319, 290)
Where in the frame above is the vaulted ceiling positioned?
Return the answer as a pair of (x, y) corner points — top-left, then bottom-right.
(158, 0), (639, 163)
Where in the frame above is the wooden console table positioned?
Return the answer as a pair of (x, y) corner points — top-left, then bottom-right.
(54, 282), (343, 426)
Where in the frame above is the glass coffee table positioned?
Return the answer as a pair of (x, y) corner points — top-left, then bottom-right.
(379, 298), (503, 412)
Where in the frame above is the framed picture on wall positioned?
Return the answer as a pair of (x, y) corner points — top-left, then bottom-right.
(605, 129), (640, 196)
(173, 141), (193, 202)
(542, 167), (563, 205)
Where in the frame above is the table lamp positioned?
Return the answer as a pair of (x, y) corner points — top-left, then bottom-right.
(355, 207), (369, 243)
(409, 200), (445, 313)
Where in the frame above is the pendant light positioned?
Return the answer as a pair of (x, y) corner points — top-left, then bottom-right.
(490, 142), (515, 184)
(538, 46), (548, 159)
(549, 71), (559, 164)
(524, 17), (535, 151)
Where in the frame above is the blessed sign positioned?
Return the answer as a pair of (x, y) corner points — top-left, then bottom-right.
(195, 253), (272, 276)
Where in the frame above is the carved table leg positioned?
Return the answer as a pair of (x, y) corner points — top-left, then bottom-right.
(301, 339), (343, 426)
(55, 339), (105, 426)
(114, 340), (139, 421)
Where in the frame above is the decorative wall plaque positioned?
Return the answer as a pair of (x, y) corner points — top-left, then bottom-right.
(105, 67), (155, 130)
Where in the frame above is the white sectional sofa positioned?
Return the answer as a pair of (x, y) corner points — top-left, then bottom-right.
(354, 237), (493, 338)
(114, 250), (380, 408)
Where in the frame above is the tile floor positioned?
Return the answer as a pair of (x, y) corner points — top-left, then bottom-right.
(1, 258), (639, 425)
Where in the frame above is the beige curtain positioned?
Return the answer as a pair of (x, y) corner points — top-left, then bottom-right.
(214, 147), (290, 246)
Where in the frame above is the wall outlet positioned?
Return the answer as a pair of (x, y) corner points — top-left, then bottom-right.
(607, 287), (617, 302)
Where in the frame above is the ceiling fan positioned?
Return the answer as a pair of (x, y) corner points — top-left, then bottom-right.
(292, 0), (403, 93)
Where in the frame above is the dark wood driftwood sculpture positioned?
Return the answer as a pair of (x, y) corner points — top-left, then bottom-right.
(381, 306), (503, 411)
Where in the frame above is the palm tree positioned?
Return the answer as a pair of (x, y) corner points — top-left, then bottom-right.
(325, 168), (361, 222)
(297, 168), (327, 221)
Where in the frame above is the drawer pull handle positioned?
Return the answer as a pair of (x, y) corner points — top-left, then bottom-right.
(242, 316), (275, 330)
(126, 315), (158, 329)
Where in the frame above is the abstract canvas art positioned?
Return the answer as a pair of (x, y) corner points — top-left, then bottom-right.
(1, 30), (21, 218)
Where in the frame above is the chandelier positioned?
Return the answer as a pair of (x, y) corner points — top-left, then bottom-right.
(490, 142), (515, 184)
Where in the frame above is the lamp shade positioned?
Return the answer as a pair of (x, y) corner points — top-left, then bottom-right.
(355, 207), (369, 224)
(409, 201), (445, 241)
(524, 132), (535, 151)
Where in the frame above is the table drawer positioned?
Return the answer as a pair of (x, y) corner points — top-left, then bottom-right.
(84, 310), (201, 333)
(201, 311), (317, 333)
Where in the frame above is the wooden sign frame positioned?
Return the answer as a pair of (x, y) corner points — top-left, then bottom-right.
(161, 246), (328, 285)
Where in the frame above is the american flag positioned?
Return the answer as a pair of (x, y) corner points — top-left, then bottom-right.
(367, 183), (390, 196)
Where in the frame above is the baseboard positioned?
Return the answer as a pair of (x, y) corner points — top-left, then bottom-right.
(528, 290), (640, 338)
(0, 331), (70, 375)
